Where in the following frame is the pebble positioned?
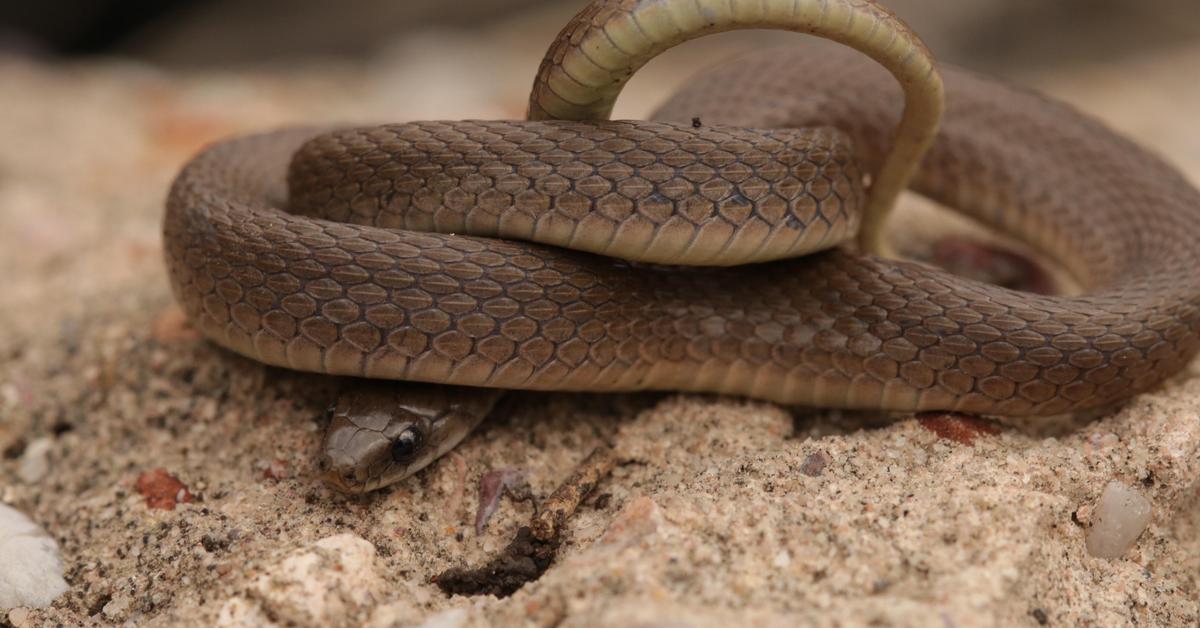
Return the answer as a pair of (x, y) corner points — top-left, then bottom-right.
(0, 503), (68, 609)
(217, 533), (386, 626)
(17, 437), (53, 483)
(800, 451), (830, 477)
(1085, 481), (1153, 559)
(598, 496), (662, 547)
(135, 468), (193, 510)
(414, 608), (470, 628)
(102, 592), (132, 620)
(916, 412), (1000, 446)
(5, 608), (31, 626)
(151, 306), (199, 343)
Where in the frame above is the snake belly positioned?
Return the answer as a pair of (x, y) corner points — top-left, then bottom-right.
(163, 2), (1200, 418)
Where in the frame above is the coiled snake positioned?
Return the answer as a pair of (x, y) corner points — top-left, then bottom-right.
(163, 0), (1200, 492)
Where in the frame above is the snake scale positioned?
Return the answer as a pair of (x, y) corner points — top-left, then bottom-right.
(164, 0), (1200, 492)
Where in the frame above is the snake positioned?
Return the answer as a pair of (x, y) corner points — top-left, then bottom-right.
(163, 0), (1200, 493)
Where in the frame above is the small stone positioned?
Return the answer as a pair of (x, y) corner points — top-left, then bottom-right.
(152, 306), (200, 343)
(0, 503), (68, 609)
(0, 383), (21, 408)
(17, 437), (53, 483)
(916, 412), (1000, 445)
(135, 468), (194, 510)
(259, 459), (291, 481)
(597, 496), (662, 547)
(414, 607), (470, 628)
(216, 595), (271, 627)
(800, 451), (830, 476)
(218, 533), (385, 626)
(102, 592), (132, 620)
(1085, 481), (1152, 559)
(5, 608), (31, 626)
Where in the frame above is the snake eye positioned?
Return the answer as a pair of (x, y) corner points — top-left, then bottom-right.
(390, 427), (424, 463)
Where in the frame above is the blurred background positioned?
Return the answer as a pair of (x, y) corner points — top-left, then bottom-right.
(3, 0), (1200, 146)
(0, 0), (1198, 329)
(4, 0), (1200, 76)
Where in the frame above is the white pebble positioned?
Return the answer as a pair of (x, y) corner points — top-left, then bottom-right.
(17, 438), (54, 484)
(416, 608), (470, 628)
(1085, 481), (1152, 559)
(0, 503), (68, 609)
(217, 533), (384, 626)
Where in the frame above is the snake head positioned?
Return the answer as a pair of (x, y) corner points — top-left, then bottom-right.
(318, 381), (498, 494)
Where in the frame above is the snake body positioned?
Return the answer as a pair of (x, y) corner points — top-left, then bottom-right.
(165, 0), (1200, 489)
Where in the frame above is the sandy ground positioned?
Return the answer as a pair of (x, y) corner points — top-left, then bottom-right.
(2, 4), (1199, 626)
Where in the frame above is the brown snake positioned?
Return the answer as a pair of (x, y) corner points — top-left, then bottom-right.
(164, 0), (1200, 492)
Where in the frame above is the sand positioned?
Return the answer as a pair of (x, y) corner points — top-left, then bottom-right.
(1, 6), (1198, 626)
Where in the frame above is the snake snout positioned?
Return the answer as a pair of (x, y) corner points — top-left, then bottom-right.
(316, 446), (373, 494)
(318, 461), (371, 495)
